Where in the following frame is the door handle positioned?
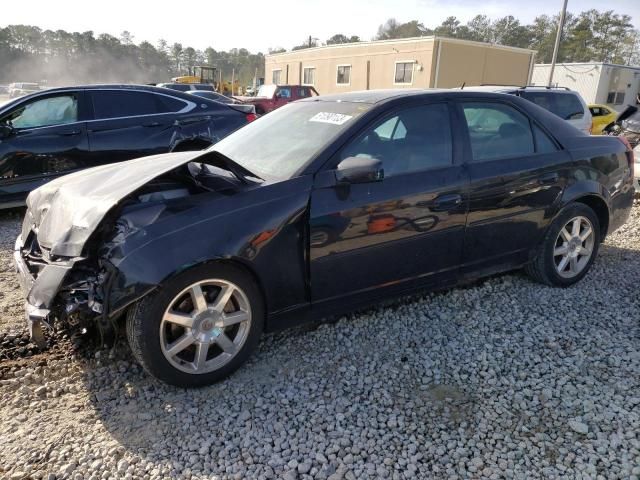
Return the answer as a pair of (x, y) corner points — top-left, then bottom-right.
(538, 173), (559, 185)
(143, 122), (162, 127)
(431, 193), (463, 211)
(58, 129), (81, 136)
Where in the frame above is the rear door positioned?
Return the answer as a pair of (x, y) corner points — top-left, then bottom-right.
(87, 89), (190, 165)
(0, 90), (90, 205)
(457, 99), (568, 276)
(309, 100), (469, 308)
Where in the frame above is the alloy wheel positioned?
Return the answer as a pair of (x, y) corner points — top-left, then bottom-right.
(553, 216), (595, 279)
(159, 279), (252, 374)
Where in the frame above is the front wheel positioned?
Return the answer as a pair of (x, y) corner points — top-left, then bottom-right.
(126, 263), (264, 387)
(526, 203), (600, 287)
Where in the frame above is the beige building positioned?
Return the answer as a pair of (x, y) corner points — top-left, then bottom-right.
(265, 37), (536, 94)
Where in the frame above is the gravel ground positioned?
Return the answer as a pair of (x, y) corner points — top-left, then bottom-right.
(0, 203), (639, 480)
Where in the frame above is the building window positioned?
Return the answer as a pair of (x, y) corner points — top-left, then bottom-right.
(606, 91), (625, 105)
(336, 65), (351, 85)
(272, 69), (282, 85)
(394, 62), (414, 84)
(303, 67), (315, 86)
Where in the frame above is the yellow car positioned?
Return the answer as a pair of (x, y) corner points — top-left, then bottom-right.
(588, 104), (617, 135)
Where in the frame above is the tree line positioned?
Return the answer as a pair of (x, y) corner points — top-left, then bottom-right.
(288, 9), (638, 65)
(372, 9), (639, 65)
(1, 9), (637, 87)
(0, 26), (265, 87)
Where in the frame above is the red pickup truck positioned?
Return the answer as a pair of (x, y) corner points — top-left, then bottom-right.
(236, 84), (319, 114)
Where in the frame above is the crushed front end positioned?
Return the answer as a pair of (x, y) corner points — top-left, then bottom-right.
(13, 190), (187, 348)
(13, 214), (112, 347)
(11, 150), (216, 347)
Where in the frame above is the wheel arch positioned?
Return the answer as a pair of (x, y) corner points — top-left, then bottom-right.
(168, 257), (269, 325)
(559, 180), (611, 242)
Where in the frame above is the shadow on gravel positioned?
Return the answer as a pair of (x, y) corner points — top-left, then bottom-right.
(72, 242), (640, 477)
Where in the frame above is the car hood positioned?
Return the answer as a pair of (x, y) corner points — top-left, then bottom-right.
(23, 151), (209, 258)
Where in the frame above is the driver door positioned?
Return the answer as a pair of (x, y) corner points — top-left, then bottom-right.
(0, 91), (89, 206)
(309, 101), (468, 310)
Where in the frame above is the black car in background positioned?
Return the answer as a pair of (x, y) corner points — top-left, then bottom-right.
(0, 84), (255, 208)
(14, 90), (634, 387)
(186, 90), (242, 105)
(156, 83), (215, 92)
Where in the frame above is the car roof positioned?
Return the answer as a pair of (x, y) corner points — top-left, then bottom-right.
(463, 85), (579, 95)
(300, 89), (449, 104)
(0, 83), (226, 113)
(28, 84), (175, 94)
(300, 88), (569, 105)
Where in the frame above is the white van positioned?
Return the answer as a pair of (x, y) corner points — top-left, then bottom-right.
(465, 86), (593, 134)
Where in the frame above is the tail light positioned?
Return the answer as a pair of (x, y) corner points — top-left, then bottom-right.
(618, 136), (634, 177)
(246, 113), (257, 123)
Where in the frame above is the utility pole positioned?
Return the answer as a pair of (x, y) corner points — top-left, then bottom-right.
(548, 0), (569, 87)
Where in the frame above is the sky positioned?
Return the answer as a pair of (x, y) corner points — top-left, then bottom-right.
(3, 0), (639, 52)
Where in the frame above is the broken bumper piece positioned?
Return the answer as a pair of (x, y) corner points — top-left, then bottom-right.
(13, 235), (70, 348)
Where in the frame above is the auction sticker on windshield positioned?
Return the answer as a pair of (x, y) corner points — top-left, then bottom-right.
(309, 112), (353, 125)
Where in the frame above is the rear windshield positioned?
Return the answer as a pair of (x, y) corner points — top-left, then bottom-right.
(520, 91), (584, 120)
(212, 101), (371, 179)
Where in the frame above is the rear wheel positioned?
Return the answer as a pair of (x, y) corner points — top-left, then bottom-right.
(126, 263), (263, 387)
(526, 203), (600, 287)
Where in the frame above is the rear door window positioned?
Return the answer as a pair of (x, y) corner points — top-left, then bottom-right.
(555, 94), (585, 120)
(297, 87), (312, 98)
(533, 124), (559, 154)
(92, 91), (174, 119)
(462, 102), (535, 161)
(155, 94), (189, 112)
(520, 91), (584, 120)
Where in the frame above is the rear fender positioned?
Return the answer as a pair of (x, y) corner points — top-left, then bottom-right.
(558, 181), (610, 239)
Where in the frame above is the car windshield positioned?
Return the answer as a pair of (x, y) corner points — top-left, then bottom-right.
(211, 101), (371, 179)
(256, 85), (277, 98)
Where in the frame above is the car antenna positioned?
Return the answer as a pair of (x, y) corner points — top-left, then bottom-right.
(460, 82), (465, 90)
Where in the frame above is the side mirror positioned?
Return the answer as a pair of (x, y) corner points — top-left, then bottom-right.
(335, 156), (384, 184)
(0, 124), (15, 139)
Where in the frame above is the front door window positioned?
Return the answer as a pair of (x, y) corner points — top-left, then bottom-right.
(4, 95), (78, 129)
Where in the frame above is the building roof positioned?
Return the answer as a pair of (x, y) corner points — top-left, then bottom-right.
(266, 36), (536, 58)
(534, 62), (640, 71)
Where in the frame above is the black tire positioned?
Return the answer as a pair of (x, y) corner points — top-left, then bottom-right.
(126, 263), (264, 387)
(525, 203), (600, 287)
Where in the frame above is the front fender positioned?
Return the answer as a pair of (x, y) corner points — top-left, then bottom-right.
(103, 176), (313, 318)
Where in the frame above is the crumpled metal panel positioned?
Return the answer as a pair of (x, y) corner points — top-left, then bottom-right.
(25, 150), (208, 258)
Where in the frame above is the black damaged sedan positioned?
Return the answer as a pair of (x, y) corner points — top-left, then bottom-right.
(14, 90), (635, 386)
